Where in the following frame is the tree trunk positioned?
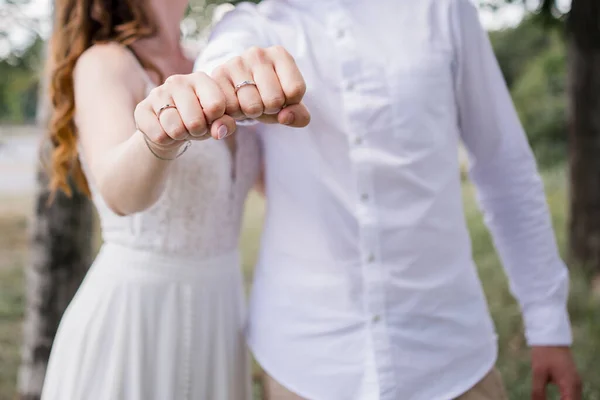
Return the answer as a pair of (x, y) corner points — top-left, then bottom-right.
(17, 163), (93, 400)
(17, 16), (94, 395)
(567, 0), (600, 275)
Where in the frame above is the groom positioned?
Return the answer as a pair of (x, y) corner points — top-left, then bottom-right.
(193, 0), (581, 399)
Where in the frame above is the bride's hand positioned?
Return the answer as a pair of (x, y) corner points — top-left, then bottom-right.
(134, 71), (238, 151)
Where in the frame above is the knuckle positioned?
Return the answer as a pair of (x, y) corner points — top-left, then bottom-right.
(193, 71), (208, 79)
(245, 46), (267, 64)
(169, 126), (188, 140)
(165, 74), (184, 85)
(227, 56), (245, 70)
(152, 133), (171, 146)
(287, 82), (306, 100)
(203, 101), (225, 117)
(269, 45), (288, 56)
(243, 102), (263, 117)
(185, 117), (206, 133)
(191, 71), (209, 84)
(264, 95), (286, 110)
(211, 65), (227, 79)
(148, 86), (165, 100)
(226, 103), (243, 118)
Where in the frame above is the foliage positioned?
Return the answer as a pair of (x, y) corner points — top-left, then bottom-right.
(511, 32), (567, 166)
(0, 35), (42, 123)
(490, 17), (568, 166)
(479, 0), (569, 26)
(183, 0), (261, 41)
(489, 16), (556, 88)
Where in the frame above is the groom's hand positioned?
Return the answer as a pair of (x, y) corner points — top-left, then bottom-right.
(211, 45), (311, 128)
(531, 346), (581, 400)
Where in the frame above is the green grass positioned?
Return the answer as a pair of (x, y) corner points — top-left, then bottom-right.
(0, 264), (24, 400)
(0, 213), (27, 400)
(463, 166), (600, 399)
(0, 166), (599, 399)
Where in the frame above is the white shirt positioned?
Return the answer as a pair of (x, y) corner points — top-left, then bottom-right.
(196, 1), (572, 399)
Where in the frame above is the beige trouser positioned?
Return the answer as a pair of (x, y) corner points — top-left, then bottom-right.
(264, 368), (508, 400)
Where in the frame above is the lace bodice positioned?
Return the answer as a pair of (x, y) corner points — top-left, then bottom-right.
(81, 48), (260, 258)
(88, 132), (260, 258)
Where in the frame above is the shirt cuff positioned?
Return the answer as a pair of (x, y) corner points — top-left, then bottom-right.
(522, 302), (573, 346)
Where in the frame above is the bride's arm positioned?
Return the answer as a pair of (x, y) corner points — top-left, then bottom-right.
(74, 44), (233, 215)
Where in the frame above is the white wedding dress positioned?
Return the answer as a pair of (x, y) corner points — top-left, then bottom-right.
(41, 61), (260, 400)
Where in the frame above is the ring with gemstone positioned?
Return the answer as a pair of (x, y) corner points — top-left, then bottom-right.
(234, 80), (257, 93)
(157, 104), (177, 119)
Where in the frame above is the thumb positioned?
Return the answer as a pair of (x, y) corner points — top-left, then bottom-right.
(209, 114), (237, 141)
(254, 103), (311, 127)
(277, 103), (311, 128)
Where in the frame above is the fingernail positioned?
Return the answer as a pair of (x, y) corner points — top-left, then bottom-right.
(217, 124), (229, 140)
(282, 112), (295, 126)
(265, 108), (281, 115)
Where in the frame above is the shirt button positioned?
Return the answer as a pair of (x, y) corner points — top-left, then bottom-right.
(367, 253), (375, 263)
(335, 29), (346, 39)
(372, 315), (381, 323)
(361, 193), (369, 202)
(345, 81), (355, 91)
(354, 137), (363, 146)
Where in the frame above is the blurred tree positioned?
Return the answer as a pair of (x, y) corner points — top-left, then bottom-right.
(489, 17), (568, 165)
(18, 168), (93, 400)
(483, 0), (600, 277)
(0, 36), (42, 122)
(566, 0), (600, 277)
(511, 32), (567, 166)
(0, 0), (43, 123)
(489, 16), (554, 88)
(17, 6), (94, 398)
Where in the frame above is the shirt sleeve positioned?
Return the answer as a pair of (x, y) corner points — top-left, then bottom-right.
(194, 3), (273, 74)
(450, 0), (572, 346)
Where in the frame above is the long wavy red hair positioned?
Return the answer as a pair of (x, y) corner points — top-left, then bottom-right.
(47, 0), (159, 197)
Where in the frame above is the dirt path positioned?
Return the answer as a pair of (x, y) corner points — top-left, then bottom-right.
(0, 127), (38, 217)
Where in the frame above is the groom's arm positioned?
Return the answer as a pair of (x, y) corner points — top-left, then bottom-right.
(450, 1), (581, 399)
(451, 0), (571, 349)
(195, 4), (271, 75)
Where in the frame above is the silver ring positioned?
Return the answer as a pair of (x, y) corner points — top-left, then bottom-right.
(157, 104), (176, 119)
(234, 80), (257, 93)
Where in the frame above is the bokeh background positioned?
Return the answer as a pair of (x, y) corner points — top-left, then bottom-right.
(1, 0), (599, 399)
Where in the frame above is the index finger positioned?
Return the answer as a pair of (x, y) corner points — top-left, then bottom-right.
(190, 72), (227, 124)
(266, 46), (306, 105)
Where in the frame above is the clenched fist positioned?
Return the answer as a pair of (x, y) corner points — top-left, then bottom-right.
(134, 45), (310, 157)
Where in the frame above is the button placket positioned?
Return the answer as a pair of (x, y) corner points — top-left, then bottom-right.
(328, 6), (392, 395)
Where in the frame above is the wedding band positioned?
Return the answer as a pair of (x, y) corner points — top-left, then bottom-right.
(234, 80), (257, 93)
(157, 104), (177, 119)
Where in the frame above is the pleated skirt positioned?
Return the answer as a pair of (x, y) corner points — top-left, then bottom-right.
(41, 243), (252, 400)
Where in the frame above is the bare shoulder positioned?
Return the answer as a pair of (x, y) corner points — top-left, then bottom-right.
(74, 42), (144, 95)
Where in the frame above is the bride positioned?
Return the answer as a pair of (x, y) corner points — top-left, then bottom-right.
(40, 0), (308, 399)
